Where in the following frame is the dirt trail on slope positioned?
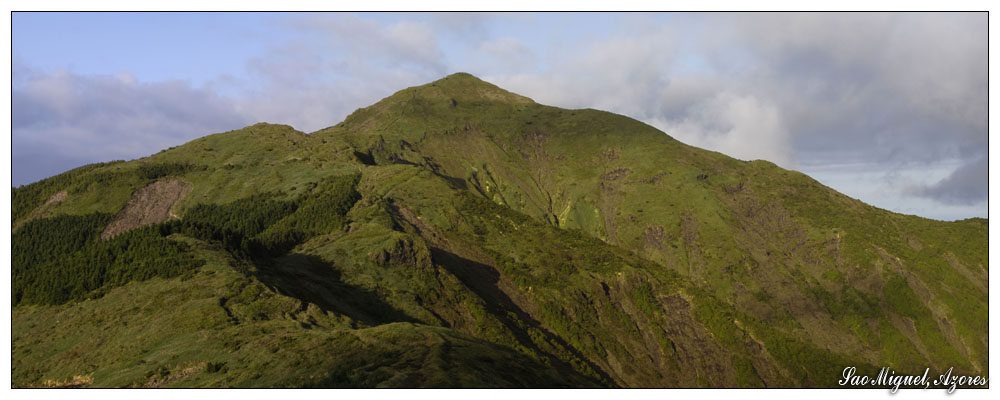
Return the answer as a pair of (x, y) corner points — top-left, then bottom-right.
(101, 179), (191, 240)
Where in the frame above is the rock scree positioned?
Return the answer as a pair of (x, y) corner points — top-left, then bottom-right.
(101, 179), (192, 240)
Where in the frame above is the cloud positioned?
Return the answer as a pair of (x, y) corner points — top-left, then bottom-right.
(710, 12), (988, 164)
(648, 92), (794, 167)
(428, 12), (519, 39)
(907, 157), (988, 206)
(284, 13), (445, 74)
(486, 27), (678, 116)
(12, 66), (251, 186)
(234, 13), (451, 133)
(477, 37), (537, 74)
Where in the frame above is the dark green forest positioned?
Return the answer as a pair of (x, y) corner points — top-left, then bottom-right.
(12, 173), (362, 306)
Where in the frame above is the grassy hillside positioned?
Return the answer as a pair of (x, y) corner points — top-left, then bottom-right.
(11, 73), (987, 388)
(13, 235), (597, 388)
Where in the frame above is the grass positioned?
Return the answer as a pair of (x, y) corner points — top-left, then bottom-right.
(12, 234), (595, 388)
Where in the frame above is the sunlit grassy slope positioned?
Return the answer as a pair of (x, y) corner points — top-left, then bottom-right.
(12, 73), (987, 388)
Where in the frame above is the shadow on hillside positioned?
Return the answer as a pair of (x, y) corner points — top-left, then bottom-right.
(430, 247), (614, 385)
(254, 253), (417, 326)
(433, 173), (469, 190)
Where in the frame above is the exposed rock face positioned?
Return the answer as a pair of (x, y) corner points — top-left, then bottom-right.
(101, 179), (191, 240)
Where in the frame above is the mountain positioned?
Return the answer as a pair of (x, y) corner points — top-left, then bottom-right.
(11, 73), (988, 388)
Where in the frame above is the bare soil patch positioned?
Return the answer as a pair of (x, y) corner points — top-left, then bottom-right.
(13, 190), (68, 232)
(45, 190), (68, 205)
(101, 179), (191, 240)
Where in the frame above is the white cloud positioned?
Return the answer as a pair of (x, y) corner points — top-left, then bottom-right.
(233, 14), (451, 133)
(647, 92), (794, 168)
(477, 37), (537, 74)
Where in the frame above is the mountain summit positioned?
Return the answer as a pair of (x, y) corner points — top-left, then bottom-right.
(403, 72), (535, 104)
(12, 74), (987, 388)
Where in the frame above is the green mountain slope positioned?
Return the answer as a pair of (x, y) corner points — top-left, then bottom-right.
(11, 73), (987, 388)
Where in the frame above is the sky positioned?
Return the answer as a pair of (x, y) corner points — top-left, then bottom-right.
(10, 12), (988, 221)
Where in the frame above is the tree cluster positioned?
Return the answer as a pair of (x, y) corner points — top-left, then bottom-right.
(13, 214), (201, 305)
(12, 173), (362, 306)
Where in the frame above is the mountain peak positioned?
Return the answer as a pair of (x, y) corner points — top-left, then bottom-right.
(436, 71), (481, 82)
(407, 72), (534, 105)
(321, 72), (536, 136)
